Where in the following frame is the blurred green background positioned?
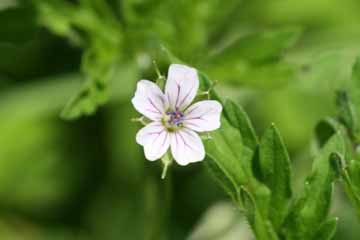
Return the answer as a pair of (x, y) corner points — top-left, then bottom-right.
(1, 0), (360, 239)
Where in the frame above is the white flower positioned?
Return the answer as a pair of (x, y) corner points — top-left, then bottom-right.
(132, 64), (222, 166)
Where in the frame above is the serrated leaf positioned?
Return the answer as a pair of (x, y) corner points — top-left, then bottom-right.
(282, 133), (345, 239)
(312, 218), (338, 240)
(223, 99), (258, 150)
(257, 124), (292, 230)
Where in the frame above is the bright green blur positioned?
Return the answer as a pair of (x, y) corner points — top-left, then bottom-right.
(0, 0), (360, 239)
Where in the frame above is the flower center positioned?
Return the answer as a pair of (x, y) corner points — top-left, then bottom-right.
(162, 110), (184, 131)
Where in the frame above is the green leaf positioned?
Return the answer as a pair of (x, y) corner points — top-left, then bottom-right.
(336, 90), (358, 138)
(223, 99), (258, 150)
(213, 28), (302, 64)
(329, 152), (344, 180)
(282, 133), (345, 239)
(205, 117), (275, 240)
(205, 28), (301, 89)
(312, 218), (338, 240)
(348, 159), (360, 191)
(257, 124), (292, 230)
(240, 187), (279, 240)
(60, 78), (108, 119)
(33, 0), (123, 120)
(202, 72), (276, 239)
(205, 154), (239, 202)
(204, 117), (247, 201)
(349, 56), (360, 140)
(207, 60), (296, 90)
(351, 56), (360, 89)
(315, 118), (340, 148)
(198, 71), (222, 102)
(341, 159), (360, 219)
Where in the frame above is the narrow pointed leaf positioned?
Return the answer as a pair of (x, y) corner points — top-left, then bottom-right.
(223, 99), (258, 150)
(258, 124), (292, 230)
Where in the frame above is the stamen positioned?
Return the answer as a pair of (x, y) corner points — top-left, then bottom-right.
(164, 109), (185, 129)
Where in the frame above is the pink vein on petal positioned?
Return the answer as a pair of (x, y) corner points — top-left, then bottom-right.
(177, 84), (195, 108)
(174, 83), (181, 108)
(147, 97), (162, 114)
(178, 130), (196, 152)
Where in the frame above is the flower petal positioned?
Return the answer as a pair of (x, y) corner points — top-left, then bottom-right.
(131, 80), (168, 121)
(165, 64), (199, 110)
(170, 129), (205, 165)
(183, 100), (222, 132)
(136, 121), (163, 146)
(136, 122), (170, 161)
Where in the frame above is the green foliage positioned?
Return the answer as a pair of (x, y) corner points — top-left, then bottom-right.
(223, 100), (258, 150)
(5, 1), (360, 239)
(336, 90), (358, 140)
(312, 57), (360, 222)
(258, 125), (292, 230)
(32, 0), (122, 119)
(282, 133), (344, 239)
(312, 218), (338, 240)
(203, 73), (345, 239)
(205, 28), (301, 89)
(211, 28), (301, 64)
(349, 57), (360, 141)
(29, 0), (302, 119)
(205, 117), (249, 202)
